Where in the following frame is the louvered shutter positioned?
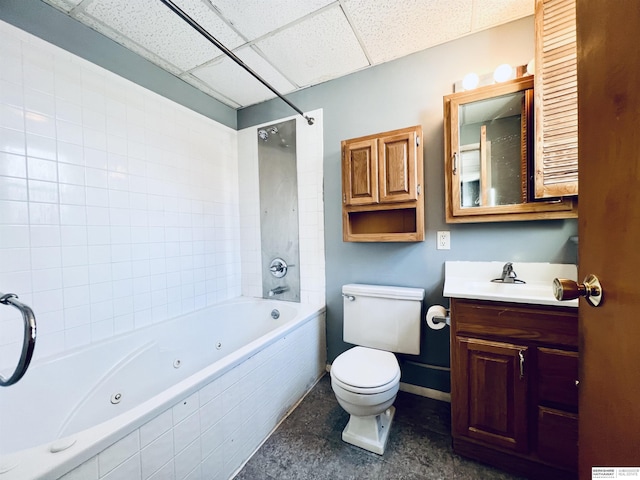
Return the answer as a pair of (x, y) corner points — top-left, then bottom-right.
(534, 0), (579, 198)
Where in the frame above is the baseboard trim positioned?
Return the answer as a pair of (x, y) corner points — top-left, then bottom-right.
(399, 382), (451, 403)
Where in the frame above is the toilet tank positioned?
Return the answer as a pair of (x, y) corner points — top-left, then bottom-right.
(342, 284), (425, 355)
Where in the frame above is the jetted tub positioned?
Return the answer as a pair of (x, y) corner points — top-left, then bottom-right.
(0, 298), (326, 480)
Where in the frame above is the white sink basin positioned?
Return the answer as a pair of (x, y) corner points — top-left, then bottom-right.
(444, 261), (578, 307)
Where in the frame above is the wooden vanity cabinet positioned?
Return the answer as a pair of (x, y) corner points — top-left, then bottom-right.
(341, 126), (424, 242)
(450, 298), (578, 479)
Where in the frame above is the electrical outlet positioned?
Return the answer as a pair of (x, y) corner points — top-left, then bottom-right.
(437, 231), (451, 250)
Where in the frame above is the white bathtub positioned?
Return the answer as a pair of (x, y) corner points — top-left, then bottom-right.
(0, 297), (326, 480)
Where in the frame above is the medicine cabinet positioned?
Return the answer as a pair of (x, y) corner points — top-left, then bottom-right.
(443, 76), (577, 223)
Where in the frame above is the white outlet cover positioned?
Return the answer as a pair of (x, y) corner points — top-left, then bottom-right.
(437, 231), (451, 250)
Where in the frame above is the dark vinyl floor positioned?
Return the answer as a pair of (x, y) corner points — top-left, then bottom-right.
(234, 375), (525, 480)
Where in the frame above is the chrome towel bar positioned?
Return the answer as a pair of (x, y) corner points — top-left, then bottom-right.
(0, 292), (37, 387)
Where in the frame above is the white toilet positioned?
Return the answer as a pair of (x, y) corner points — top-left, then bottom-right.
(330, 284), (424, 455)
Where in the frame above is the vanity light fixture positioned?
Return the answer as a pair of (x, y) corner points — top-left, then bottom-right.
(454, 63), (527, 92)
(493, 63), (514, 83)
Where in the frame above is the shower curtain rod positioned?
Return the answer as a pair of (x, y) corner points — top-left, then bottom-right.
(159, 0), (315, 126)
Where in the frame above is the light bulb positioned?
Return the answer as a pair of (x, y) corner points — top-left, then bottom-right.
(462, 72), (480, 90)
(526, 58), (535, 76)
(493, 63), (513, 83)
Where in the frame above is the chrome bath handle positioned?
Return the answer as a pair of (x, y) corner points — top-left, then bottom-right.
(0, 293), (37, 387)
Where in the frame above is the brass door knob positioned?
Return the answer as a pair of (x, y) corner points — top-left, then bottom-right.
(553, 274), (603, 307)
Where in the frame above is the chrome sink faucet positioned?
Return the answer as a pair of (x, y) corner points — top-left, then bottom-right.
(492, 262), (526, 284)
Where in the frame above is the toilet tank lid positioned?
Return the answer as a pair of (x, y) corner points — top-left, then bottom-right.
(342, 284), (425, 300)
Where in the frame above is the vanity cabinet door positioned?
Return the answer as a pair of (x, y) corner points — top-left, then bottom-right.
(537, 347), (578, 409)
(453, 337), (529, 453)
(537, 347), (579, 470)
(538, 406), (578, 470)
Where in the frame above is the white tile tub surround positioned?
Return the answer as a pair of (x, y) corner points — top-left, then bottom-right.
(0, 20), (242, 368)
(56, 311), (326, 480)
(237, 110), (325, 305)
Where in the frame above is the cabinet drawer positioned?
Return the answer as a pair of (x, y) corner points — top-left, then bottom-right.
(452, 299), (578, 348)
(538, 347), (579, 409)
(538, 406), (578, 471)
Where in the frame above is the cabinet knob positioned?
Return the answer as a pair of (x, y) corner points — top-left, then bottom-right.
(553, 274), (603, 307)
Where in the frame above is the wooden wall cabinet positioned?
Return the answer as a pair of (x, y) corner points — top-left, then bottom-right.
(450, 298), (578, 479)
(443, 77), (577, 223)
(534, 0), (578, 198)
(342, 126), (424, 242)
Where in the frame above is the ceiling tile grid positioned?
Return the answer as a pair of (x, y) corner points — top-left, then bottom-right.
(343, 0), (475, 65)
(179, 73), (243, 109)
(209, 0), (335, 41)
(40, 0), (534, 109)
(80, 0), (239, 71)
(191, 46), (296, 107)
(255, 4), (369, 87)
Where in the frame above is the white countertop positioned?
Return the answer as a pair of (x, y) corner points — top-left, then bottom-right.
(443, 261), (579, 308)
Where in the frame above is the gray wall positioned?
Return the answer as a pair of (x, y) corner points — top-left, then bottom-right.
(239, 16), (578, 392)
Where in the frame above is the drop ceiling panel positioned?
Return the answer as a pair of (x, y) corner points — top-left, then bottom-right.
(39, 0), (535, 109)
(192, 46), (296, 107)
(79, 0), (243, 72)
(472, 0), (534, 30)
(180, 73), (242, 109)
(344, 0), (475, 65)
(75, 11), (184, 75)
(208, 0), (334, 41)
(256, 5), (369, 87)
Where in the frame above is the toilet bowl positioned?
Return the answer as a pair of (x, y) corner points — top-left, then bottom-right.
(330, 346), (401, 454)
(332, 284), (424, 455)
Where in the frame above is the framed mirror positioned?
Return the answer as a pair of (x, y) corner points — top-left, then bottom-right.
(443, 76), (577, 223)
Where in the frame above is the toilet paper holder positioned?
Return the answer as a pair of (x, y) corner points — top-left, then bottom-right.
(431, 309), (450, 325)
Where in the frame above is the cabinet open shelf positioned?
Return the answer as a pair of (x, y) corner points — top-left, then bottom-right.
(343, 206), (421, 242)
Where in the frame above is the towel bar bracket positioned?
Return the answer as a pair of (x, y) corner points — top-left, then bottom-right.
(0, 292), (37, 387)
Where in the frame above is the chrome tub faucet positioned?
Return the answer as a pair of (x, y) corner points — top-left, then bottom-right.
(268, 285), (289, 297)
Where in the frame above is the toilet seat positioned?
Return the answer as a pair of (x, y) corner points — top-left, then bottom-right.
(331, 346), (400, 394)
